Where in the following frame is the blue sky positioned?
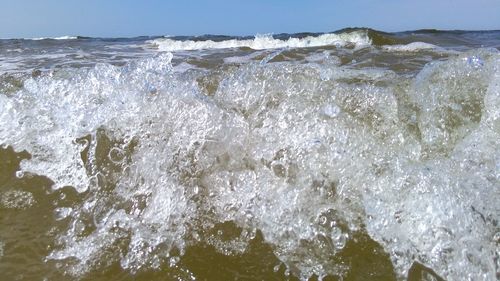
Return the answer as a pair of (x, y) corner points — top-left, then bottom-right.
(1, 0), (499, 38)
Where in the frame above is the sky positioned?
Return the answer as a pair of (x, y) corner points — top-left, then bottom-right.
(1, 0), (499, 38)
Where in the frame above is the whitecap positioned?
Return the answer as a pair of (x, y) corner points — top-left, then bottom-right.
(148, 31), (371, 52)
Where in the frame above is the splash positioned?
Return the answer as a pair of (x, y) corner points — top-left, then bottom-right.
(0, 46), (499, 280)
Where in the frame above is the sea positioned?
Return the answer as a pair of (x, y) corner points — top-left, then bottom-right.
(0, 28), (499, 281)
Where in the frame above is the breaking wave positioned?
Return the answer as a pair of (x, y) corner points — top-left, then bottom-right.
(2, 28), (500, 280)
(149, 31), (371, 51)
(1, 44), (499, 280)
(26, 36), (78, 40)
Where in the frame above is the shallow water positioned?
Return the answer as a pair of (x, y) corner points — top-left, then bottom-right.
(0, 29), (499, 280)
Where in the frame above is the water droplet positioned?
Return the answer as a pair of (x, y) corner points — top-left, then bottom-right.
(466, 55), (484, 69)
(322, 104), (341, 118)
(108, 147), (125, 164)
(335, 234), (347, 250)
(319, 215), (328, 225)
(331, 226), (342, 241)
(284, 268), (291, 277)
(169, 256), (180, 267)
(248, 228), (257, 240)
(192, 185), (199, 195)
(493, 232), (500, 243)
(273, 263), (281, 273)
(15, 171), (24, 178)
(54, 207), (73, 220)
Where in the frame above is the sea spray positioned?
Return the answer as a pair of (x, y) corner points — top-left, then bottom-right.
(0, 29), (499, 281)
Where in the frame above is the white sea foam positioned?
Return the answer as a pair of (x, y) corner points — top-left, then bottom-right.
(149, 31), (371, 52)
(382, 42), (440, 52)
(0, 190), (36, 209)
(1, 48), (499, 280)
(28, 36), (78, 40)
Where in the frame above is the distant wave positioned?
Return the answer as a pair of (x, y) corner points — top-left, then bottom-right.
(27, 36), (78, 40)
(2, 28), (497, 50)
(147, 28), (500, 52)
(148, 31), (372, 51)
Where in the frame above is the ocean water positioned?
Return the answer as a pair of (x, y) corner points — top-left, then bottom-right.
(0, 28), (499, 281)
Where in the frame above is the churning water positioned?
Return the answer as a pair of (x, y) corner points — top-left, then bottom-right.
(0, 29), (499, 280)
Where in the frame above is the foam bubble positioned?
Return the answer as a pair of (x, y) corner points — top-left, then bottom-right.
(54, 207), (73, 220)
(0, 190), (36, 210)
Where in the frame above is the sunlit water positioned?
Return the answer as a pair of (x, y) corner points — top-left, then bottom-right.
(1, 29), (499, 281)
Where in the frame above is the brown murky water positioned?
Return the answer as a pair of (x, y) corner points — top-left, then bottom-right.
(0, 146), (399, 281)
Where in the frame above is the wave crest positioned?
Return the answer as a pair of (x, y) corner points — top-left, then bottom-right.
(148, 31), (371, 51)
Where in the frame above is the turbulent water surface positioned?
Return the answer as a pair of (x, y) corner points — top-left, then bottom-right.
(0, 29), (499, 281)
